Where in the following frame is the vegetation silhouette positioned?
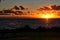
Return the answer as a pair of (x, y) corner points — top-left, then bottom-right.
(0, 25), (60, 40)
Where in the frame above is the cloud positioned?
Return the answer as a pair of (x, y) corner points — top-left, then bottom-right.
(0, 0), (5, 2)
(10, 5), (19, 10)
(37, 5), (60, 11)
(0, 0), (1, 2)
(39, 6), (50, 10)
(51, 5), (60, 10)
(19, 5), (28, 10)
(19, 6), (25, 10)
(0, 5), (28, 15)
(10, 5), (28, 10)
(3, 10), (16, 13)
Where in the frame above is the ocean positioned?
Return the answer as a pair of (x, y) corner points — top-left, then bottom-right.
(0, 18), (60, 29)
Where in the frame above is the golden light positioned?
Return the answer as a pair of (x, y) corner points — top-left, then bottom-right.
(44, 14), (50, 18)
(40, 14), (55, 18)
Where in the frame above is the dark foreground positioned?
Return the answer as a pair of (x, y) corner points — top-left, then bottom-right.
(0, 18), (60, 40)
(0, 25), (60, 40)
(0, 26), (60, 40)
(0, 31), (60, 40)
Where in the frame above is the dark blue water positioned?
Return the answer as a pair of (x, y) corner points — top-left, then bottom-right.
(0, 18), (60, 29)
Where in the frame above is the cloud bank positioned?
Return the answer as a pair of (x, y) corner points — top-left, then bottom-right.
(37, 5), (60, 11)
(10, 5), (28, 10)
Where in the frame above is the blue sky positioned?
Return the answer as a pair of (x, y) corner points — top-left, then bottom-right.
(0, 0), (60, 10)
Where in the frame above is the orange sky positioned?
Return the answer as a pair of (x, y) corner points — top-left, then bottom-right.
(0, 5), (60, 19)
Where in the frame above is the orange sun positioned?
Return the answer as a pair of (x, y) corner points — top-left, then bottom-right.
(44, 14), (54, 18)
(40, 14), (55, 18)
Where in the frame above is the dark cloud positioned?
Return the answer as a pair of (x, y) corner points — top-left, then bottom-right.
(3, 10), (16, 13)
(0, 0), (5, 2)
(19, 6), (26, 10)
(39, 6), (50, 10)
(51, 5), (60, 10)
(0, 5), (29, 15)
(0, 10), (16, 15)
(43, 6), (51, 10)
(37, 6), (51, 11)
(10, 5), (28, 10)
(0, 11), (2, 13)
(0, 0), (1, 2)
(11, 5), (19, 10)
(0, 9), (24, 15)
(37, 5), (60, 11)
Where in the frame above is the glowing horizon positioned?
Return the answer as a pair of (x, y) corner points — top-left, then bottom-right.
(0, 4), (60, 19)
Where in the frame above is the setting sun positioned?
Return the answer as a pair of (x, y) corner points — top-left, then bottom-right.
(39, 14), (55, 18)
(44, 14), (50, 18)
(44, 14), (54, 18)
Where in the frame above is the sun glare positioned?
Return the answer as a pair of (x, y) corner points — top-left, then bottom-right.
(45, 14), (49, 18)
(40, 14), (55, 18)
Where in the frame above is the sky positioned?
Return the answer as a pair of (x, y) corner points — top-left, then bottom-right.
(0, 0), (60, 10)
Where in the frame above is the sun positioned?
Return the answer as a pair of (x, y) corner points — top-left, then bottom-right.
(40, 14), (55, 18)
(45, 14), (49, 18)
